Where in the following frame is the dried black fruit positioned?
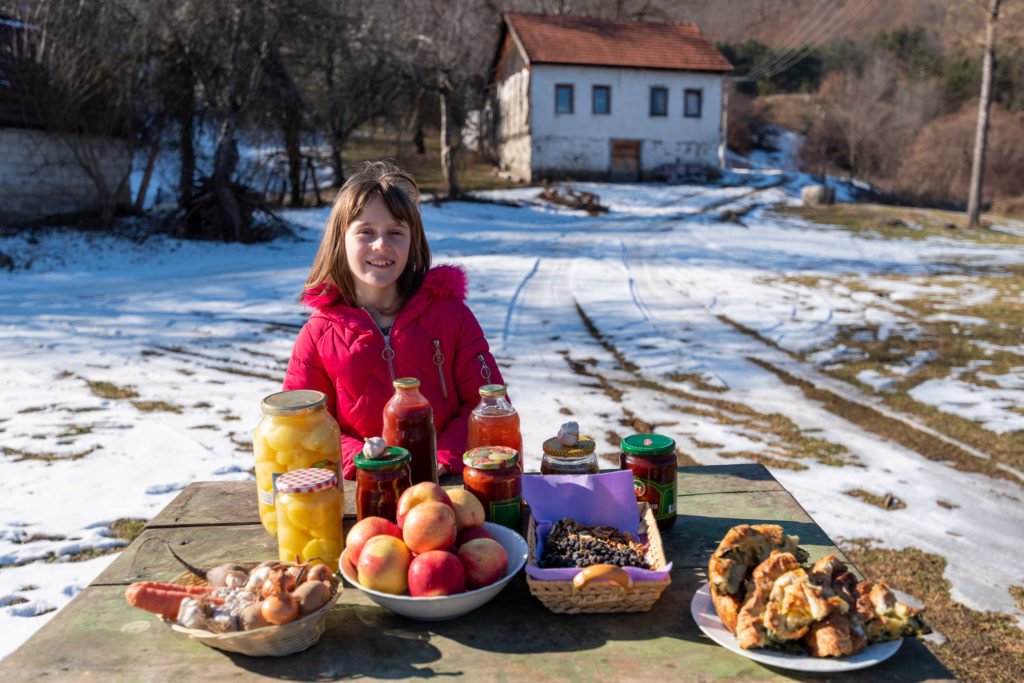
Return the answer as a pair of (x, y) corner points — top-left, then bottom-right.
(540, 518), (650, 569)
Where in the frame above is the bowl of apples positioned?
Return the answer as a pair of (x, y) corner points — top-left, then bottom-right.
(340, 483), (528, 621)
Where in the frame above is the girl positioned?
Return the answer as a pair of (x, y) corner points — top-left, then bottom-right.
(283, 161), (503, 480)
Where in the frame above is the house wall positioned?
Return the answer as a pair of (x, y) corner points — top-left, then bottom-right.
(528, 64), (723, 179)
(494, 36), (532, 182)
(0, 127), (130, 224)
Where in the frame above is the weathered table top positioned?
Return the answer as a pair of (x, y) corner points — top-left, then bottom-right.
(0, 464), (953, 681)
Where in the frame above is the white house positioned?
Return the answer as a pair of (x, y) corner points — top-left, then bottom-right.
(489, 12), (733, 183)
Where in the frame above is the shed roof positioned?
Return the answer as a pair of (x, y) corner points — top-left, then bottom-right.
(503, 12), (733, 73)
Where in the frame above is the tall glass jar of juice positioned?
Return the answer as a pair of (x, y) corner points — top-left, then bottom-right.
(463, 446), (522, 530)
(467, 384), (523, 469)
(355, 446), (412, 523)
(382, 378), (437, 485)
(253, 390), (340, 537)
(274, 468), (344, 571)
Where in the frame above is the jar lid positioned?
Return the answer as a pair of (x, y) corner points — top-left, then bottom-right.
(463, 446), (519, 470)
(275, 467), (337, 493)
(479, 384), (507, 397)
(393, 377), (420, 389)
(621, 433), (676, 457)
(542, 435), (596, 458)
(355, 446), (411, 470)
(260, 390), (326, 417)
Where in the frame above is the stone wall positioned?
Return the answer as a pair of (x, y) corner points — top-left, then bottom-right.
(0, 127), (131, 224)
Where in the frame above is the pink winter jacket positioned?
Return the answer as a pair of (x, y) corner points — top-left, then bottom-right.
(283, 265), (503, 480)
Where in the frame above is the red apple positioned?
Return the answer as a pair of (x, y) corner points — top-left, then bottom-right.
(357, 535), (412, 595)
(446, 488), (486, 531)
(346, 517), (402, 564)
(407, 550), (466, 597)
(402, 501), (457, 554)
(397, 482), (453, 528)
(457, 538), (509, 589)
(457, 526), (494, 547)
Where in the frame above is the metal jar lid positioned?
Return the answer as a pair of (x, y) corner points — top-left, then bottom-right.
(463, 446), (520, 470)
(620, 433), (676, 457)
(479, 384), (507, 397)
(260, 390), (327, 417)
(393, 377), (420, 389)
(275, 467), (337, 494)
(355, 446), (411, 471)
(542, 435), (596, 459)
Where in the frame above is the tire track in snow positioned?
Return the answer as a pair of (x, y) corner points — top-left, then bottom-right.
(501, 257), (541, 355)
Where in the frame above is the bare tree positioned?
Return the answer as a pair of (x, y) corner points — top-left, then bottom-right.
(966, 0), (1001, 227)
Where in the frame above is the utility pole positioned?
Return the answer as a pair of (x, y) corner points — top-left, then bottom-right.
(966, 0), (1001, 228)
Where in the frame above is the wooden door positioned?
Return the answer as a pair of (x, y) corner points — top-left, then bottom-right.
(610, 139), (641, 181)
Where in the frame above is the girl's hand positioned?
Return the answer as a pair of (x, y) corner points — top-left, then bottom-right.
(438, 464), (451, 478)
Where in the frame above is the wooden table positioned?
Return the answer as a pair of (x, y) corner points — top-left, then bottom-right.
(0, 464), (953, 681)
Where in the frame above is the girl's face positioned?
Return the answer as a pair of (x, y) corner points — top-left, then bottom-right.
(345, 195), (411, 304)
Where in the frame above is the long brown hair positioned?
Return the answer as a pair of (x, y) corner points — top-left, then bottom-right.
(304, 161), (431, 313)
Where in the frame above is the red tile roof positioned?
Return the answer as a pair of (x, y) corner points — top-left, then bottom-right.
(503, 12), (733, 73)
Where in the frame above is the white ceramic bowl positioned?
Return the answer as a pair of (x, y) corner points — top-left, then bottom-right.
(340, 522), (528, 621)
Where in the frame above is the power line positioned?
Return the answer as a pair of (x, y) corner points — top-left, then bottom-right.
(740, 0), (843, 81)
(753, 0), (875, 82)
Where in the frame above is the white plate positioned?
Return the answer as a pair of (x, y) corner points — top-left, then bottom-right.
(341, 522), (528, 621)
(690, 583), (901, 673)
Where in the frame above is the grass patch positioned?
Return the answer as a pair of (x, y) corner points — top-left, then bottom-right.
(131, 400), (184, 413)
(558, 406), (573, 415)
(667, 371), (728, 393)
(2, 445), (99, 462)
(56, 424), (93, 438)
(1, 596), (29, 607)
(17, 405), (48, 414)
(843, 540), (1024, 682)
(85, 380), (139, 400)
(110, 518), (146, 544)
(844, 489), (907, 510)
(937, 499), (960, 510)
(777, 203), (1024, 244)
(718, 450), (808, 471)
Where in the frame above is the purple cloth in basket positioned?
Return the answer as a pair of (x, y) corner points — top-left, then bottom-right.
(521, 471), (672, 582)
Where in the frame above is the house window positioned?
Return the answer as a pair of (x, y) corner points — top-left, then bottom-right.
(649, 86), (668, 117)
(555, 84), (574, 114)
(592, 85), (610, 115)
(684, 88), (703, 118)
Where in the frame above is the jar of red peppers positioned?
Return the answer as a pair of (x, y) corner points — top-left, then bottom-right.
(382, 377), (437, 485)
(355, 446), (412, 523)
(463, 446), (522, 530)
(619, 433), (678, 531)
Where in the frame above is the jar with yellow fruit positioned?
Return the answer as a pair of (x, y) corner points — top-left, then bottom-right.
(253, 390), (340, 536)
(274, 468), (344, 571)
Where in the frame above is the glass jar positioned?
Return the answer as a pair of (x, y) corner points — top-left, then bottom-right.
(355, 446), (412, 523)
(619, 433), (678, 531)
(274, 468), (344, 571)
(467, 384), (523, 469)
(382, 378), (438, 485)
(463, 446), (522, 530)
(253, 390), (340, 537)
(540, 436), (598, 475)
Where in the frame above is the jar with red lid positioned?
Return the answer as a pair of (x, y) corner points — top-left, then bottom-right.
(462, 446), (522, 530)
(355, 446), (412, 523)
(619, 433), (678, 531)
(275, 467), (344, 570)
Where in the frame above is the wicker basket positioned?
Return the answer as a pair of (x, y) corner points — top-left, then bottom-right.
(525, 504), (671, 614)
(165, 564), (341, 657)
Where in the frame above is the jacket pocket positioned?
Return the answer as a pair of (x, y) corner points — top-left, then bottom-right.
(433, 340), (448, 400)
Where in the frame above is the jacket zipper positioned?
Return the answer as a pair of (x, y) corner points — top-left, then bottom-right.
(382, 332), (396, 382)
(477, 353), (492, 383)
(433, 340), (448, 400)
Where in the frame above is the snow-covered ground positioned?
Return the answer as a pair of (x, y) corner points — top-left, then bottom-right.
(2, 169), (1023, 658)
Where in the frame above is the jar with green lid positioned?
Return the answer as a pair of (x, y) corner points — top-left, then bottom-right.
(619, 433), (677, 530)
(541, 435), (598, 475)
(355, 446), (412, 523)
(463, 446), (522, 530)
(253, 390), (340, 537)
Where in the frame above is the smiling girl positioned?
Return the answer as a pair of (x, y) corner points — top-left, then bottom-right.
(283, 161), (503, 480)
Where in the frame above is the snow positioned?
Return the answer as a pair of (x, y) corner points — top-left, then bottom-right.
(3, 167), (1024, 658)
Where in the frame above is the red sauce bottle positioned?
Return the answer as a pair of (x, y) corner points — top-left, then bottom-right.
(619, 433), (678, 531)
(467, 384), (523, 469)
(382, 378), (437, 485)
(354, 446), (412, 523)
